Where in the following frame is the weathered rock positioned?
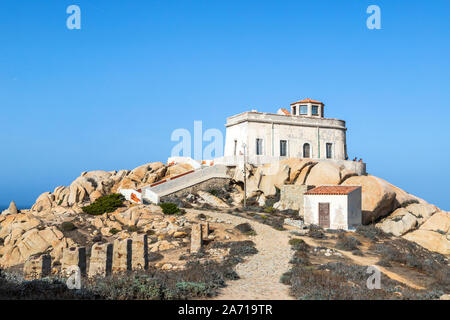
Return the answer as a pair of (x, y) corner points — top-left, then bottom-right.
(339, 168), (358, 183)
(404, 203), (437, 224)
(190, 224), (203, 253)
(173, 231), (187, 238)
(419, 211), (449, 233)
(377, 208), (418, 236)
(403, 230), (450, 255)
(341, 175), (396, 224)
(258, 163), (290, 196)
(197, 191), (230, 208)
(89, 190), (104, 202)
(112, 238), (132, 272)
(280, 158), (316, 183)
(128, 163), (154, 181)
(23, 254), (51, 280)
(14, 227), (63, 265)
(88, 243), (113, 278)
(305, 161), (341, 186)
(61, 247), (87, 276)
(132, 234), (148, 270)
(166, 163), (193, 178)
(8, 201), (18, 215)
(294, 163), (316, 185)
(31, 192), (54, 212)
(113, 205), (150, 226)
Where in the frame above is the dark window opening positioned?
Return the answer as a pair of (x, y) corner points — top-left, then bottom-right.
(280, 140), (287, 157)
(312, 105), (319, 115)
(326, 143), (332, 159)
(256, 138), (263, 155)
(303, 143), (310, 158)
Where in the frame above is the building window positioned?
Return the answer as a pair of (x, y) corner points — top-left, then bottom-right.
(312, 105), (319, 115)
(326, 143), (332, 159)
(256, 138), (263, 155)
(303, 143), (310, 158)
(280, 140), (287, 157)
(300, 105), (308, 115)
(233, 140), (237, 156)
(292, 106), (296, 115)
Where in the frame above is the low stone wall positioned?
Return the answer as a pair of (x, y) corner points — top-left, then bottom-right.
(160, 178), (231, 201)
(278, 185), (315, 215)
(215, 156), (367, 175)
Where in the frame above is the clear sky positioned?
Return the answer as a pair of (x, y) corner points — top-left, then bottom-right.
(0, 0), (449, 210)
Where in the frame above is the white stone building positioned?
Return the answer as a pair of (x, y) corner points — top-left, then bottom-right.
(223, 98), (348, 162)
(303, 185), (362, 230)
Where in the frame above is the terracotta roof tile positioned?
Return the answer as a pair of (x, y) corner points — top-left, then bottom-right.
(290, 98), (324, 105)
(279, 108), (290, 115)
(304, 185), (360, 195)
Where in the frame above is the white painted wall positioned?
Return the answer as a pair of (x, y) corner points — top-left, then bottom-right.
(119, 189), (142, 204)
(347, 188), (362, 228)
(224, 112), (347, 161)
(303, 188), (362, 230)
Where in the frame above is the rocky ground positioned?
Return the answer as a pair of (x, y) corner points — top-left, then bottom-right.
(0, 159), (448, 300)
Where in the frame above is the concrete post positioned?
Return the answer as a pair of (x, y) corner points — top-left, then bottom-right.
(201, 222), (209, 241)
(190, 224), (203, 253)
(112, 238), (132, 273)
(23, 254), (51, 280)
(132, 234), (148, 271)
(62, 247), (86, 276)
(88, 243), (113, 278)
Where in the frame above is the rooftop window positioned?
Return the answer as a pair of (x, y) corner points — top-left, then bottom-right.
(312, 105), (319, 115)
(299, 105), (308, 115)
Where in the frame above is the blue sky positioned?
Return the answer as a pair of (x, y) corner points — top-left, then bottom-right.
(0, 0), (449, 210)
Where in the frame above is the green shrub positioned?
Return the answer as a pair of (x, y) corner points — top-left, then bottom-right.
(159, 202), (180, 215)
(110, 228), (120, 235)
(175, 282), (208, 296)
(264, 206), (275, 214)
(335, 234), (361, 251)
(289, 238), (304, 246)
(234, 223), (256, 236)
(60, 221), (77, 232)
(289, 238), (310, 252)
(208, 189), (219, 196)
(82, 194), (125, 215)
(126, 225), (139, 233)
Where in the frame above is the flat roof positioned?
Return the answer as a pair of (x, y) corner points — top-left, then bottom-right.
(304, 185), (360, 195)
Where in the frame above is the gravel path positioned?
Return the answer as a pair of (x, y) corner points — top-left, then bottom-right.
(195, 210), (294, 300)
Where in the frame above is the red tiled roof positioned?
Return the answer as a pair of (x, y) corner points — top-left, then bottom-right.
(279, 108), (290, 115)
(290, 98), (324, 105)
(304, 185), (360, 195)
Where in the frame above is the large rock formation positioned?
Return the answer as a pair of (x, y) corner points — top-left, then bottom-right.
(305, 161), (341, 186)
(340, 175), (397, 224)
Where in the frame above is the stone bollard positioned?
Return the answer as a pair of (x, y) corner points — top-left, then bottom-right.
(190, 224), (203, 253)
(132, 234), (148, 271)
(62, 247), (87, 276)
(88, 243), (113, 278)
(201, 222), (209, 240)
(23, 254), (51, 280)
(112, 238), (132, 273)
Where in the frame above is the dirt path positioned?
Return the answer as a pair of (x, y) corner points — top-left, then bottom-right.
(297, 236), (426, 290)
(192, 210), (294, 300)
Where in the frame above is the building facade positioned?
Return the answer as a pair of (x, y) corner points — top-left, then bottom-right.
(303, 185), (362, 230)
(223, 98), (348, 162)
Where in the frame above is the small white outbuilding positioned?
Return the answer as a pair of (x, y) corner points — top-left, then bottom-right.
(303, 185), (362, 230)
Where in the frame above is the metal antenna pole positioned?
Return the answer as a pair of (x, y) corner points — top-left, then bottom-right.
(243, 143), (247, 209)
